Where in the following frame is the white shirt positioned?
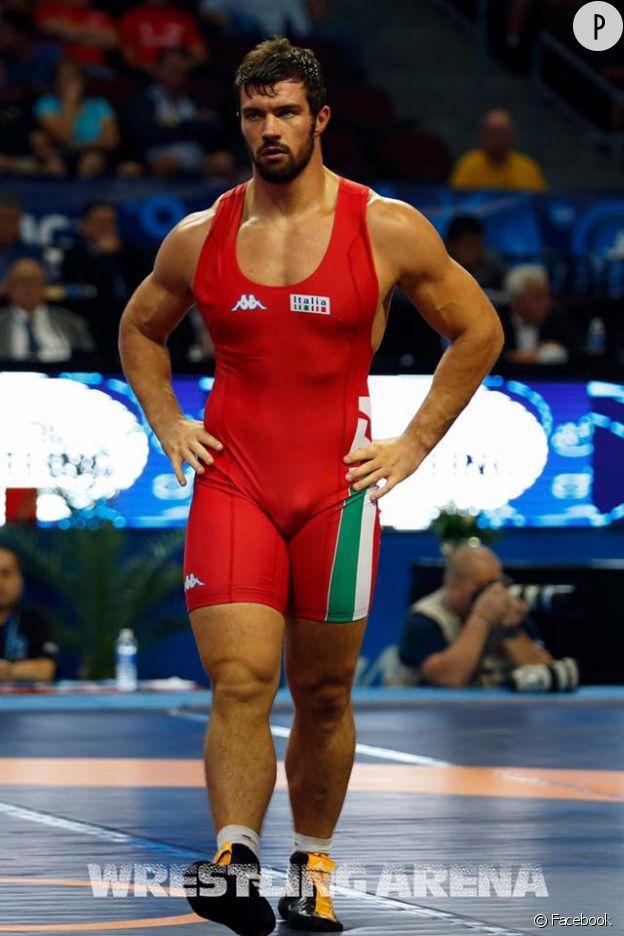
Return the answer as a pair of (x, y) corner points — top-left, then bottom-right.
(9, 304), (72, 362)
(511, 313), (568, 363)
(511, 313), (539, 353)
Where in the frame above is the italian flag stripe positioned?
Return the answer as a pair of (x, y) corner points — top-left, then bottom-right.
(326, 488), (376, 622)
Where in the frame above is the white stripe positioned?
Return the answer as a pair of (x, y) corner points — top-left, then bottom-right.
(353, 493), (377, 619)
(270, 724), (448, 766)
(0, 801), (133, 843)
(173, 712), (618, 800)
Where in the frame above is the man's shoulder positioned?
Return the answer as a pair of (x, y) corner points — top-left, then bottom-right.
(46, 304), (84, 324)
(365, 190), (433, 241)
(173, 188), (239, 243)
(454, 149), (485, 172)
(17, 603), (52, 629)
(510, 150), (541, 169)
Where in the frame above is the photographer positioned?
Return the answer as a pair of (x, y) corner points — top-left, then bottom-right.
(399, 544), (553, 688)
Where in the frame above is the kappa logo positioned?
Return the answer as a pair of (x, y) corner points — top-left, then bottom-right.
(290, 294), (331, 315)
(231, 294), (268, 312)
(184, 573), (205, 591)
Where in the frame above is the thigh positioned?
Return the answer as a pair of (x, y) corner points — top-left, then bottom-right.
(184, 477), (290, 616)
(191, 602), (285, 689)
(287, 487), (381, 623)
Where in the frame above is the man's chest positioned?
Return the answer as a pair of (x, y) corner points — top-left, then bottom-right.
(236, 214), (335, 287)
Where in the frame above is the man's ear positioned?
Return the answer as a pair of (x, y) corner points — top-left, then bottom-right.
(315, 104), (331, 137)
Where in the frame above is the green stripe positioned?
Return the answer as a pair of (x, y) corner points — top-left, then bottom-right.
(327, 488), (365, 621)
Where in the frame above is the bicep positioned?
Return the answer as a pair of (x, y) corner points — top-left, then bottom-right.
(120, 210), (212, 343)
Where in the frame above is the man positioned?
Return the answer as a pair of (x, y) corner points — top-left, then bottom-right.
(61, 201), (150, 359)
(119, 0), (207, 75)
(501, 264), (578, 365)
(0, 10), (62, 100)
(35, 0), (118, 68)
(0, 196), (42, 284)
(445, 214), (507, 296)
(0, 546), (58, 683)
(399, 544), (553, 688)
(0, 257), (95, 363)
(119, 38), (503, 936)
(125, 47), (225, 178)
(451, 109), (547, 192)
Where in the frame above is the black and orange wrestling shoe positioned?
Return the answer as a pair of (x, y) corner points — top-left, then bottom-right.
(184, 842), (275, 936)
(278, 851), (343, 932)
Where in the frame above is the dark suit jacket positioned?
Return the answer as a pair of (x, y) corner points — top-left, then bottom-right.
(0, 304), (95, 361)
(499, 306), (581, 362)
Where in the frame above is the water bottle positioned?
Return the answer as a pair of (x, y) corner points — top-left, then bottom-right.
(586, 317), (606, 356)
(115, 628), (138, 691)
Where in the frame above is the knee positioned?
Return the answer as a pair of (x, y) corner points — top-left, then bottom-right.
(210, 661), (278, 713)
(291, 678), (352, 724)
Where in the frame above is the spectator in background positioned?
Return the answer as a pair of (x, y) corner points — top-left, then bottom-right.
(125, 48), (230, 178)
(61, 200), (150, 355)
(0, 257), (94, 362)
(0, 10), (62, 101)
(501, 264), (579, 365)
(0, 61), (42, 174)
(35, 0), (118, 68)
(445, 215), (507, 295)
(398, 544), (553, 688)
(0, 547), (58, 683)
(0, 195), (42, 282)
(34, 60), (119, 177)
(119, 0), (208, 75)
(199, 0), (321, 38)
(451, 109), (547, 192)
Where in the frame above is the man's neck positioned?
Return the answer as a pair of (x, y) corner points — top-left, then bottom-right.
(0, 606), (14, 627)
(248, 155), (333, 220)
(485, 150), (509, 166)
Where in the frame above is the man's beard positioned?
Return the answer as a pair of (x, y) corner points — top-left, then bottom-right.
(251, 127), (315, 184)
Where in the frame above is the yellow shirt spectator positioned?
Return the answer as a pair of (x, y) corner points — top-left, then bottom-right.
(451, 148), (547, 192)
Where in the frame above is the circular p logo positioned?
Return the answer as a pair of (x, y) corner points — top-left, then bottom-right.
(573, 2), (623, 51)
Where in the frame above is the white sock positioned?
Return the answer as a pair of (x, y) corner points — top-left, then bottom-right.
(294, 832), (333, 855)
(217, 825), (260, 860)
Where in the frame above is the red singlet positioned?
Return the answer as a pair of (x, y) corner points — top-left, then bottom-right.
(183, 177), (382, 622)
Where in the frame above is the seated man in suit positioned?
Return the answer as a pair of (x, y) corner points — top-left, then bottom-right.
(0, 257), (94, 362)
(500, 264), (579, 366)
(398, 544), (553, 688)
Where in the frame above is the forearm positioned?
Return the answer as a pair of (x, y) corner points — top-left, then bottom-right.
(119, 321), (184, 437)
(421, 615), (491, 688)
(404, 322), (502, 454)
(46, 106), (79, 146)
(7, 659), (55, 682)
(502, 634), (553, 668)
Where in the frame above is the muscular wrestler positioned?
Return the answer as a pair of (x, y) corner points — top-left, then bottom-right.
(119, 38), (503, 936)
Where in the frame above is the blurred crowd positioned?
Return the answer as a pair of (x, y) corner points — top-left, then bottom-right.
(0, 0), (367, 182)
(0, 0), (555, 187)
(0, 189), (619, 374)
(0, 1), (619, 372)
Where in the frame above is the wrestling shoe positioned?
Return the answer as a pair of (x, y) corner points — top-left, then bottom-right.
(184, 842), (276, 936)
(278, 851), (343, 932)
